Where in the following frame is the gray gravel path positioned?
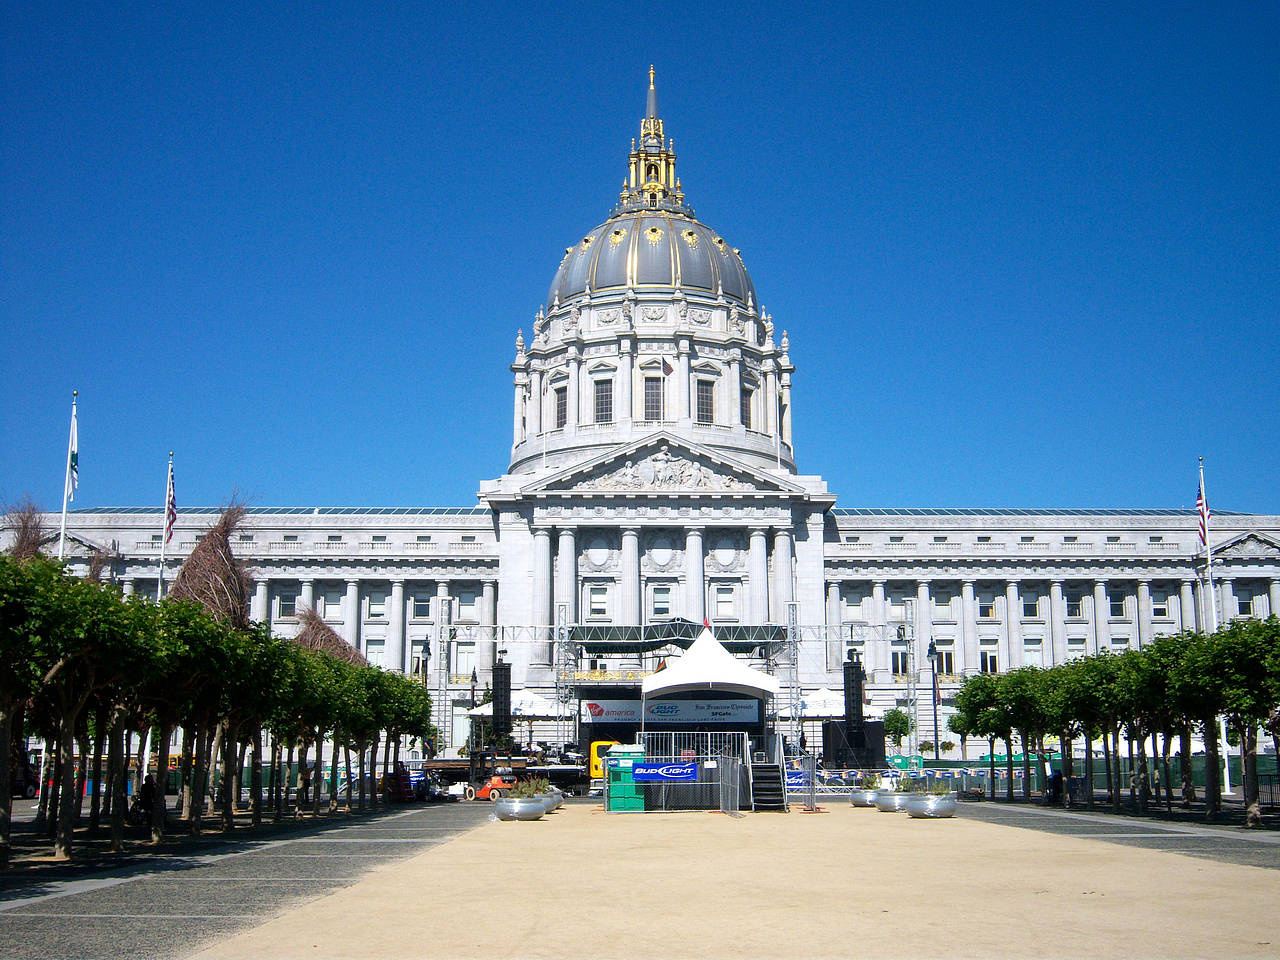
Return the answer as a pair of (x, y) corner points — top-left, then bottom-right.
(0, 803), (492, 960)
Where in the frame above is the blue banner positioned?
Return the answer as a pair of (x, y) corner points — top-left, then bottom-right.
(632, 762), (697, 782)
(785, 770), (810, 788)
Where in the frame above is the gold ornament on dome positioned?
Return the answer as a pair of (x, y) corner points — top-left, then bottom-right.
(645, 226), (664, 246)
(581, 236), (594, 248)
(608, 228), (627, 248)
(681, 228), (699, 249)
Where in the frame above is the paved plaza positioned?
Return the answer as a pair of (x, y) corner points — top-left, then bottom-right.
(2, 799), (1277, 959)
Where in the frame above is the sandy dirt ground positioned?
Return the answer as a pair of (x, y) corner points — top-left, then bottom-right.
(186, 803), (1280, 960)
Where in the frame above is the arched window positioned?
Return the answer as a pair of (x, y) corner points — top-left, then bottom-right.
(646, 163), (659, 181)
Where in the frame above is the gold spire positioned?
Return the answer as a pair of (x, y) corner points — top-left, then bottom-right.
(615, 67), (690, 215)
(649, 64), (655, 89)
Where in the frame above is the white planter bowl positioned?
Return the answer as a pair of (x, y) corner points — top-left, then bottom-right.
(493, 797), (545, 821)
(874, 791), (913, 812)
(905, 793), (958, 818)
(849, 789), (881, 807)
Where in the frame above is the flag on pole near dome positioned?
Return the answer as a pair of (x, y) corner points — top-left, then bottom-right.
(65, 398), (79, 502)
(1196, 470), (1210, 547)
(164, 459), (177, 544)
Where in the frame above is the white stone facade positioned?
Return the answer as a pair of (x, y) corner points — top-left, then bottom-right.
(41, 77), (1280, 753)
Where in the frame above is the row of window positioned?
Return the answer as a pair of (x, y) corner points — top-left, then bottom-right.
(275, 588), (480, 621)
(881, 634), (1133, 677)
(584, 582), (738, 620)
(848, 534), (1175, 545)
(550, 377), (761, 428)
(863, 587), (1264, 620)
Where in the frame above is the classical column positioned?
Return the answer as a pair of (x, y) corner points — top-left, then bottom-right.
(749, 528), (769, 623)
(556, 527), (578, 623)
(1005, 580), (1022, 669)
(120, 579), (135, 598)
(915, 581), (931, 657)
(1220, 579), (1237, 620)
(532, 527), (554, 665)
(959, 581), (977, 673)
(1179, 580), (1196, 632)
(251, 579), (267, 622)
(618, 340), (634, 423)
(728, 351), (742, 429)
(528, 367), (542, 435)
(676, 339), (691, 422)
(826, 581), (843, 670)
(1136, 580), (1151, 647)
(566, 350), (581, 429)
(620, 527), (640, 625)
(435, 581), (452, 680)
(685, 527), (705, 623)
(773, 528), (794, 615)
(477, 579), (498, 678)
(764, 362), (777, 436)
(780, 373), (793, 446)
(1093, 580), (1110, 653)
(512, 374), (525, 446)
(872, 581), (886, 625)
(344, 579), (361, 653)
(299, 580), (314, 615)
(1269, 579), (1280, 620)
(1049, 581), (1066, 665)
(389, 580), (405, 671)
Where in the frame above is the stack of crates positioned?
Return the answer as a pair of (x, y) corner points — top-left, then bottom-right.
(605, 743), (646, 813)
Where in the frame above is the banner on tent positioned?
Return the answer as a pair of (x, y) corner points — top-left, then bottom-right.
(581, 699), (760, 725)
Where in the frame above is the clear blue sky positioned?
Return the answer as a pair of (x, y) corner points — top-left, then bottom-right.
(3, 3), (1277, 514)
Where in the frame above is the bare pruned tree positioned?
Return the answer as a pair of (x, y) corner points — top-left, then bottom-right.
(295, 607), (368, 667)
(169, 502), (252, 628)
(2, 496), (53, 561)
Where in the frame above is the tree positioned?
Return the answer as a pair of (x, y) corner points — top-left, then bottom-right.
(882, 708), (911, 750)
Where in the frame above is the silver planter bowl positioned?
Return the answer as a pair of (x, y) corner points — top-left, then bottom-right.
(534, 793), (560, 812)
(493, 797), (545, 821)
(904, 793), (958, 818)
(849, 789), (881, 807)
(874, 791), (913, 812)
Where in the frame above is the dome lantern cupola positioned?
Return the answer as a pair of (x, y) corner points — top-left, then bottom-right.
(616, 66), (689, 217)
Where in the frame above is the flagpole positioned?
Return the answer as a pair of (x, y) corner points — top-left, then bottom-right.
(157, 452), (173, 601)
(1199, 457), (1219, 633)
(56, 390), (78, 561)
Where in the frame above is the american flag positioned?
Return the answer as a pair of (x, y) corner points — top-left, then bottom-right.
(1196, 472), (1209, 548)
(164, 461), (177, 544)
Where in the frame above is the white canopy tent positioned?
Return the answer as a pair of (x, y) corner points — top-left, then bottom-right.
(775, 687), (845, 719)
(641, 627), (780, 699)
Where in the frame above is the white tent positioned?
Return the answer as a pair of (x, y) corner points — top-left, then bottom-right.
(641, 627), (779, 699)
(468, 690), (573, 720)
(776, 687), (845, 719)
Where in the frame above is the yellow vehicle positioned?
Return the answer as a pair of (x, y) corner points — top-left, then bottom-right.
(589, 740), (620, 780)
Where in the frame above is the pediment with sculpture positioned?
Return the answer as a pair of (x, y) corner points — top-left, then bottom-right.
(1214, 532), (1280, 561)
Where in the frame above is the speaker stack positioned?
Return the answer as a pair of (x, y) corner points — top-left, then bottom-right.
(491, 661), (511, 737)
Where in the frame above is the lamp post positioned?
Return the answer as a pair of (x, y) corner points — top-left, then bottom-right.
(926, 640), (940, 761)
(468, 668), (477, 756)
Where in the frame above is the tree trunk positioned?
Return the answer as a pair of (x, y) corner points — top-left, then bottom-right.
(269, 738), (282, 820)
(75, 733), (89, 820)
(55, 710), (83, 860)
(328, 727), (340, 813)
(1083, 733), (1093, 808)
(357, 739), (367, 810)
(343, 744), (352, 809)
(1060, 730), (1073, 808)
(206, 724), (223, 817)
(133, 729), (147, 799)
(1179, 726), (1195, 806)
(221, 725), (237, 831)
(1242, 725), (1263, 829)
(0, 706), (11, 869)
(1020, 732), (1032, 801)
(295, 739), (309, 813)
(369, 733), (380, 805)
(311, 728), (324, 818)
(1161, 732), (1174, 814)
(1115, 727), (1126, 813)
(36, 734), (56, 825)
(381, 735), (392, 803)
(150, 722), (172, 843)
(280, 740), (294, 820)
(1004, 737), (1014, 801)
(46, 723), (64, 841)
(88, 724), (105, 832)
(1204, 716), (1221, 820)
(108, 720), (126, 852)
(178, 725), (194, 821)
(251, 726), (263, 828)
(1136, 729), (1149, 814)
(1101, 732), (1112, 805)
(189, 724), (208, 834)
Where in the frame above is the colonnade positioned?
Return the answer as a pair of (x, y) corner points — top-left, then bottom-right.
(824, 575), (1280, 678)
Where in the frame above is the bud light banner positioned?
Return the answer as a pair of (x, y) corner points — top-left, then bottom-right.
(633, 762), (698, 782)
(785, 770), (811, 789)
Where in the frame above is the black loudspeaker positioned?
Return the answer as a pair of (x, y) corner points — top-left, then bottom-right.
(821, 718), (887, 770)
(491, 661), (511, 737)
(842, 650), (866, 731)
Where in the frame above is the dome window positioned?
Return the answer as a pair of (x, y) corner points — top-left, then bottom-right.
(645, 225), (664, 245)
(609, 228), (627, 248)
(681, 229), (699, 249)
(581, 236), (593, 248)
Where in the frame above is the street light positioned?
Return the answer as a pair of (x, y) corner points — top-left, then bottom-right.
(468, 668), (478, 756)
(926, 640), (940, 761)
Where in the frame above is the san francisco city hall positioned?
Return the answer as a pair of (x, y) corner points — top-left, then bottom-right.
(56, 74), (1280, 754)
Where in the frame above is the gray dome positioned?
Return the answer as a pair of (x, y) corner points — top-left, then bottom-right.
(547, 211), (756, 310)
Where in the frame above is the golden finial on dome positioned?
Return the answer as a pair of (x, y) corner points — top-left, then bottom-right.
(649, 64), (655, 89)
